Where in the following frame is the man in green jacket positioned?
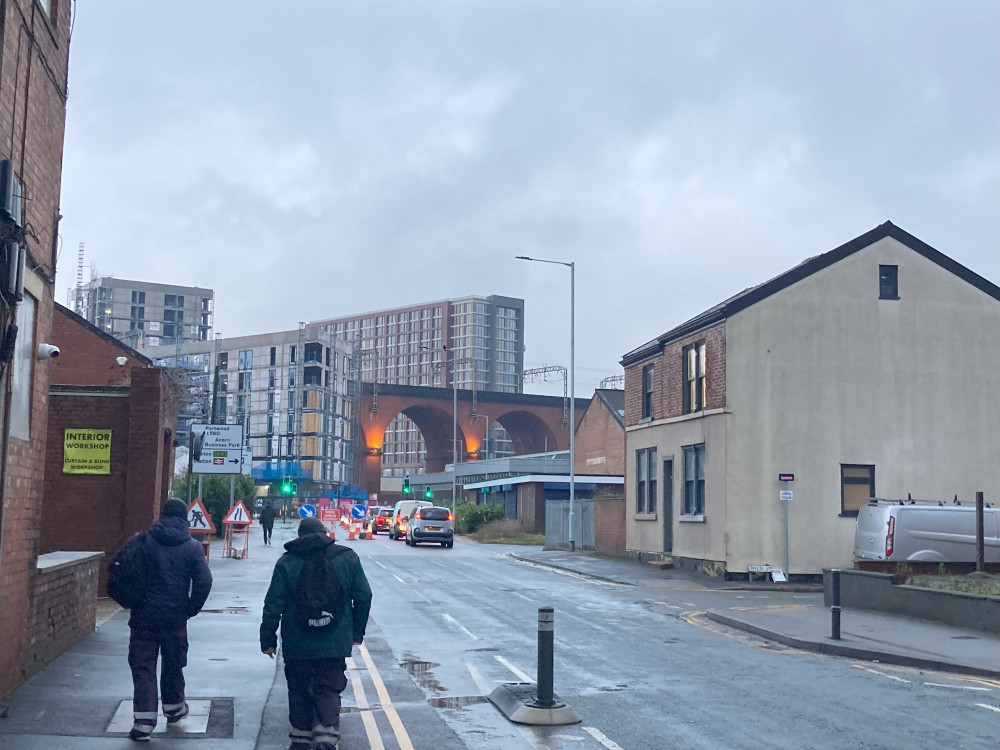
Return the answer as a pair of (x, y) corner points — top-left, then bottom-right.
(260, 516), (372, 750)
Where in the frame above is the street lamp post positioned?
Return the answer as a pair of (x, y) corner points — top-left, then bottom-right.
(516, 255), (576, 551)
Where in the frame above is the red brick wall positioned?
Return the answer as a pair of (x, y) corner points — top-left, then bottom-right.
(574, 397), (625, 476)
(0, 0), (73, 698)
(50, 306), (148, 386)
(594, 491), (626, 557)
(41, 392), (131, 592)
(41, 368), (175, 596)
(27, 555), (101, 680)
(624, 322), (727, 427)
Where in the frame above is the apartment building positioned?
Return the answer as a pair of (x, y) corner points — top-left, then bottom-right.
(77, 277), (214, 349)
(148, 327), (355, 496)
(314, 295), (524, 477)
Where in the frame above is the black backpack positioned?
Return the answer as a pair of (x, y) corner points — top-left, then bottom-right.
(292, 548), (343, 630)
(107, 533), (156, 609)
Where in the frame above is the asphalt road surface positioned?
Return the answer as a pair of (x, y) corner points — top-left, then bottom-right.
(294, 532), (999, 750)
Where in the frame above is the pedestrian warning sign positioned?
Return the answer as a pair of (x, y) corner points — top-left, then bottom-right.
(62, 428), (112, 475)
(222, 500), (251, 525)
(186, 498), (216, 535)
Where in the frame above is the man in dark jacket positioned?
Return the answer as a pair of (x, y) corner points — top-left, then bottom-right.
(260, 501), (276, 545)
(260, 516), (372, 750)
(128, 499), (213, 742)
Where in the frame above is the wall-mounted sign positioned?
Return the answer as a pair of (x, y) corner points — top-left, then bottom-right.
(779, 490), (794, 502)
(63, 428), (112, 475)
(778, 473), (795, 482)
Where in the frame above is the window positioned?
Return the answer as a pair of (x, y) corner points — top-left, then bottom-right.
(270, 346), (276, 366)
(683, 342), (706, 413)
(289, 345), (296, 364)
(879, 265), (898, 299)
(682, 444), (706, 516)
(131, 291), (146, 304)
(287, 413), (294, 433)
(641, 365), (654, 419)
(841, 464), (875, 516)
(288, 369), (295, 387)
(635, 447), (657, 514)
(636, 449), (647, 513)
(268, 369), (276, 388)
(267, 392), (274, 411)
(218, 352), (228, 370)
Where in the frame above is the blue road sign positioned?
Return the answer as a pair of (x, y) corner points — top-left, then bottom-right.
(351, 504), (367, 519)
(299, 504), (317, 519)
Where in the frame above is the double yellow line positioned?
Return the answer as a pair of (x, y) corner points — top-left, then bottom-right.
(345, 643), (414, 750)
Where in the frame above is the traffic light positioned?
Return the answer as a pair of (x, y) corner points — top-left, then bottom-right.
(402, 477), (411, 494)
(281, 478), (296, 495)
(424, 486), (433, 499)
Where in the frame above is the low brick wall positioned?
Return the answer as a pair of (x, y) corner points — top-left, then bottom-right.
(27, 552), (104, 679)
(594, 494), (626, 558)
(823, 569), (1000, 634)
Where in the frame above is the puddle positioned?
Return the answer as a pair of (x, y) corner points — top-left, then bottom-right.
(209, 658), (229, 662)
(597, 684), (628, 692)
(202, 607), (250, 614)
(950, 635), (978, 640)
(400, 657), (444, 693)
(428, 696), (489, 709)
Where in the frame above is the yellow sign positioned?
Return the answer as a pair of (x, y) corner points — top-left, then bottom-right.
(63, 429), (112, 475)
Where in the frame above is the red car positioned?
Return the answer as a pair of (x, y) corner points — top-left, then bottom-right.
(369, 507), (394, 535)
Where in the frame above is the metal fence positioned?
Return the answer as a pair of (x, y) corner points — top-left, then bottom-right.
(545, 498), (594, 550)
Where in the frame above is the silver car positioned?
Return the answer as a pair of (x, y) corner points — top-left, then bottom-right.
(406, 506), (455, 548)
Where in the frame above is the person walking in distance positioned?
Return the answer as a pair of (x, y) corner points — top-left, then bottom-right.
(261, 500), (276, 545)
(260, 517), (372, 750)
(128, 499), (213, 741)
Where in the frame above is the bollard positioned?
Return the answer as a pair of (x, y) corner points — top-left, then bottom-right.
(535, 607), (555, 709)
(831, 569), (841, 640)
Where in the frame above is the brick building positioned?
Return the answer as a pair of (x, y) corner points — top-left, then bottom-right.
(621, 223), (1000, 578)
(573, 389), (626, 556)
(0, 0), (74, 698)
(40, 304), (177, 594)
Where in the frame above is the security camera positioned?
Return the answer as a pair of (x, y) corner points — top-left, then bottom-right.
(37, 343), (60, 359)
(116, 356), (128, 366)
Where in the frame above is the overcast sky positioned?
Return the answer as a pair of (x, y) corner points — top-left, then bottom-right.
(56, 1), (999, 397)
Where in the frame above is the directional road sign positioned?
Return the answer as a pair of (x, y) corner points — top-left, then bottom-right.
(191, 423), (246, 475)
(299, 504), (317, 519)
(351, 504), (367, 520)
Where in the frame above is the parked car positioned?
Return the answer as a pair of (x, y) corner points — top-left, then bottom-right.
(407, 506), (455, 548)
(388, 499), (433, 541)
(854, 501), (1000, 562)
(369, 506), (394, 535)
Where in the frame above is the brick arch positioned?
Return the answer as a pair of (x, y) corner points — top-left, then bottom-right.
(493, 410), (560, 456)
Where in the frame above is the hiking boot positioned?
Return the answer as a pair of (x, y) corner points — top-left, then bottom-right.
(165, 701), (189, 724)
(129, 723), (154, 741)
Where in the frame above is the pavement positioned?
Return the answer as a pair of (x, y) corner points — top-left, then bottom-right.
(510, 549), (1000, 680)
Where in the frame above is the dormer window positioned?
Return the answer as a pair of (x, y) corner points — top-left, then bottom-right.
(879, 265), (898, 300)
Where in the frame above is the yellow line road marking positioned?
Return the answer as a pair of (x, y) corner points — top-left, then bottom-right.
(346, 657), (385, 749)
(360, 643), (415, 750)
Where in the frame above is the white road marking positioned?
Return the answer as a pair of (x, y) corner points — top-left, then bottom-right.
(556, 608), (614, 634)
(510, 591), (535, 602)
(924, 682), (991, 692)
(466, 663), (493, 694)
(583, 726), (626, 750)
(517, 725), (552, 750)
(851, 665), (911, 683)
(495, 655), (534, 683)
(976, 703), (1000, 713)
(371, 559), (389, 570)
(393, 574), (406, 584)
(442, 613), (479, 640)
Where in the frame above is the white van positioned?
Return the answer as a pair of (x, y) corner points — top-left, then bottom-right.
(388, 499), (432, 541)
(854, 502), (1000, 562)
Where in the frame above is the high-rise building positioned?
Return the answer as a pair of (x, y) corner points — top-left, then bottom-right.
(145, 327), (356, 495)
(313, 295), (524, 477)
(77, 277), (214, 349)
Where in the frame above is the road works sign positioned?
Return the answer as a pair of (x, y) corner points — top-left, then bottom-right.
(63, 428), (112, 475)
(186, 498), (217, 535)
